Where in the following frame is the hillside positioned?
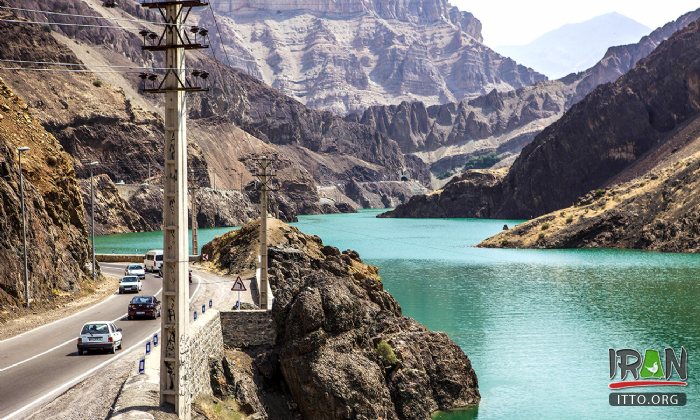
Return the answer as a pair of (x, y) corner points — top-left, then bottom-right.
(383, 15), (700, 219)
(202, 0), (546, 114)
(497, 13), (650, 79)
(354, 8), (700, 180)
(480, 115), (700, 252)
(0, 0), (430, 225)
(0, 77), (90, 310)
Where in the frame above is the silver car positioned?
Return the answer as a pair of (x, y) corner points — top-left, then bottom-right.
(119, 276), (142, 294)
(125, 264), (146, 279)
(77, 321), (122, 354)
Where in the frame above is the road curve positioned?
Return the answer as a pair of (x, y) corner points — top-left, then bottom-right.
(0, 263), (197, 419)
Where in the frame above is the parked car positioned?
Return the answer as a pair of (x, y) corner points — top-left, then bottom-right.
(124, 263), (146, 279)
(77, 321), (122, 354)
(144, 249), (164, 272)
(119, 276), (142, 294)
(128, 295), (161, 320)
(158, 267), (193, 283)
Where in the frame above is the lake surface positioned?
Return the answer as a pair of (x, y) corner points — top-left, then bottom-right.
(96, 210), (700, 419)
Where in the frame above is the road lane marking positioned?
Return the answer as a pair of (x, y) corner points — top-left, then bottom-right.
(0, 288), (163, 373)
(0, 294), (118, 345)
(0, 328), (160, 420)
(0, 274), (197, 418)
(0, 263), (150, 345)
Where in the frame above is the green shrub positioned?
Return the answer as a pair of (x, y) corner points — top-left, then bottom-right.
(565, 217), (573, 224)
(538, 233), (545, 240)
(594, 189), (606, 198)
(541, 223), (550, 230)
(376, 340), (398, 366)
(92, 79), (103, 87)
(500, 239), (510, 247)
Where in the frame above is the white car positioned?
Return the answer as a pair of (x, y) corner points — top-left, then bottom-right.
(125, 264), (146, 279)
(77, 321), (122, 354)
(119, 276), (142, 294)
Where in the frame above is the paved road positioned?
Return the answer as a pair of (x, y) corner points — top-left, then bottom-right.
(0, 263), (199, 419)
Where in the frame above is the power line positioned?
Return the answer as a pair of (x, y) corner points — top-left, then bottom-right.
(0, 4), (176, 27)
(207, 2), (232, 68)
(0, 67), (148, 73)
(0, 58), (172, 70)
(0, 5), (153, 25)
(0, 17), (141, 30)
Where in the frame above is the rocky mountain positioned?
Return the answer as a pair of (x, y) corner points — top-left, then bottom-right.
(202, 0), (546, 114)
(383, 14), (700, 219)
(480, 115), (700, 252)
(353, 8), (700, 180)
(0, 77), (90, 310)
(497, 13), (650, 79)
(0, 0), (431, 227)
(202, 219), (480, 419)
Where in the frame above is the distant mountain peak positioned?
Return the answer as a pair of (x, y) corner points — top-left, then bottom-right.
(497, 12), (651, 79)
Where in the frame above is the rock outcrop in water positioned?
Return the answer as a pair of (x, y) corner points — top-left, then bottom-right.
(202, 219), (480, 419)
(0, 77), (90, 309)
(383, 16), (700, 220)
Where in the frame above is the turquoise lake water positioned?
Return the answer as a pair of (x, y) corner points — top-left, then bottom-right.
(95, 210), (700, 419)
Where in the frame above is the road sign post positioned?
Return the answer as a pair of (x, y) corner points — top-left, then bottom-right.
(231, 275), (247, 310)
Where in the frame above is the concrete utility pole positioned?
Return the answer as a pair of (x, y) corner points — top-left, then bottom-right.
(253, 156), (277, 310)
(86, 161), (99, 279)
(190, 184), (198, 255)
(17, 146), (30, 308)
(140, 2), (209, 418)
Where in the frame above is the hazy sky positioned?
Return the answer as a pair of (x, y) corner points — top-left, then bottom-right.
(453, 1), (700, 46)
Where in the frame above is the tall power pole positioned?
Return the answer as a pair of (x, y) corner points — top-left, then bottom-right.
(17, 146), (30, 308)
(86, 161), (99, 279)
(253, 156), (277, 310)
(190, 184), (198, 255)
(140, 2), (209, 418)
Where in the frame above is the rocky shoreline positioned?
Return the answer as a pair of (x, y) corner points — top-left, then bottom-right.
(201, 219), (480, 419)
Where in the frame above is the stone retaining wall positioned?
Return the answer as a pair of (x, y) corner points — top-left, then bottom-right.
(220, 310), (276, 349)
(188, 309), (224, 398)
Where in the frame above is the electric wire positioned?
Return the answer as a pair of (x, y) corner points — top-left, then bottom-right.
(0, 5), (196, 28)
(0, 17), (142, 30)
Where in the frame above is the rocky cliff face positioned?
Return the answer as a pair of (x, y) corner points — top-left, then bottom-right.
(384, 16), (700, 219)
(79, 175), (151, 235)
(0, 0), (430, 232)
(202, 219), (480, 419)
(204, 0), (545, 114)
(0, 77), (90, 309)
(354, 9), (700, 178)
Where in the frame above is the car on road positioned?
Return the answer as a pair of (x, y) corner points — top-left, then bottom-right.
(77, 321), (122, 355)
(128, 295), (161, 319)
(144, 249), (164, 272)
(124, 263), (146, 279)
(119, 276), (142, 294)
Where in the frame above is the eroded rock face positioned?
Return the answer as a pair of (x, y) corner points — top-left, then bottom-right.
(204, 220), (480, 419)
(352, 9), (700, 177)
(204, 0), (544, 114)
(0, 78), (89, 309)
(384, 16), (700, 220)
(79, 175), (151, 235)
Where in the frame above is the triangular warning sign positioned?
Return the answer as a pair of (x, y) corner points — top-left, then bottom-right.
(231, 276), (247, 292)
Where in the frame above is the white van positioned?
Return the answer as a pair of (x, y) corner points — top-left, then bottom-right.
(144, 249), (164, 272)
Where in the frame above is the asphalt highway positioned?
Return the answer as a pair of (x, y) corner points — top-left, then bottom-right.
(0, 263), (199, 419)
